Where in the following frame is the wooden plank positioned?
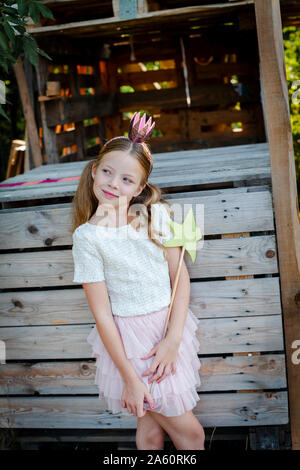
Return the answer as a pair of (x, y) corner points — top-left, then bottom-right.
(0, 235), (278, 288)
(0, 354), (286, 395)
(186, 235), (278, 278)
(197, 315), (284, 354)
(118, 84), (242, 111)
(0, 142), (272, 202)
(12, 57), (43, 169)
(25, 3), (255, 37)
(254, 0), (300, 449)
(0, 143), (270, 181)
(1, 142), (271, 182)
(194, 61), (254, 80)
(0, 188), (274, 249)
(118, 68), (177, 86)
(45, 93), (117, 127)
(55, 128), (81, 150)
(187, 108), (259, 133)
(120, 109), (258, 136)
(0, 392), (288, 428)
(0, 277), (281, 326)
(147, 127), (260, 150)
(0, 314), (284, 360)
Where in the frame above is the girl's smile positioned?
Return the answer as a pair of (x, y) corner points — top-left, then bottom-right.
(102, 189), (119, 199)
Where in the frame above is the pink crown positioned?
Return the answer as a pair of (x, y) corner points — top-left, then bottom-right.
(128, 111), (155, 143)
(104, 112), (155, 172)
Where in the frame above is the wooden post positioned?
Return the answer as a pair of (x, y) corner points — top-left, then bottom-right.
(68, 62), (85, 160)
(36, 56), (59, 163)
(23, 57), (38, 171)
(254, 0), (300, 450)
(13, 56), (43, 168)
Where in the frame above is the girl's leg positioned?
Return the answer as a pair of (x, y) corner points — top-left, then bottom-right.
(148, 410), (205, 450)
(136, 411), (166, 450)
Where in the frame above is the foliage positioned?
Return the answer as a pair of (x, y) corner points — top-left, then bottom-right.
(283, 26), (300, 189)
(0, 0), (54, 120)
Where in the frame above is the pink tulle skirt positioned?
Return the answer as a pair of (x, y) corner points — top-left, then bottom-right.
(86, 304), (201, 417)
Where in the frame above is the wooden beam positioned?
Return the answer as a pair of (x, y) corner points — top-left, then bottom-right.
(45, 93), (117, 127)
(254, 0), (300, 450)
(25, 2), (254, 37)
(12, 56), (43, 169)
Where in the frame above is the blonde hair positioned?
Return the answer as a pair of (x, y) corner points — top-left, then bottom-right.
(71, 137), (171, 261)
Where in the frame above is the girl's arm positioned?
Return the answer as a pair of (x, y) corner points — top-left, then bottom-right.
(165, 245), (191, 344)
(83, 281), (140, 385)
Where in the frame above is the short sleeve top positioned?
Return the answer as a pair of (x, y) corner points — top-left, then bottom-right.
(72, 202), (174, 317)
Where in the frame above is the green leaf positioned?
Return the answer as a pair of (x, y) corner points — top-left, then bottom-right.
(37, 48), (52, 61)
(5, 15), (25, 26)
(24, 36), (38, 51)
(29, 2), (40, 24)
(17, 0), (29, 18)
(2, 50), (17, 62)
(0, 57), (9, 73)
(3, 21), (15, 46)
(3, 6), (19, 15)
(35, 3), (55, 20)
(0, 31), (9, 51)
(14, 36), (24, 57)
(0, 104), (10, 122)
(13, 25), (26, 35)
(24, 40), (38, 69)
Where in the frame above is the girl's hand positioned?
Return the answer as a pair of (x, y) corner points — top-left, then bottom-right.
(121, 377), (155, 418)
(140, 336), (180, 384)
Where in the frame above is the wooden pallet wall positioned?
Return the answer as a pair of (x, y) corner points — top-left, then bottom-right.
(107, 31), (265, 153)
(33, 28), (265, 163)
(0, 143), (288, 430)
(37, 55), (115, 163)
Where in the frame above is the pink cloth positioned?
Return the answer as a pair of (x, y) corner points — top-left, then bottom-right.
(87, 304), (201, 417)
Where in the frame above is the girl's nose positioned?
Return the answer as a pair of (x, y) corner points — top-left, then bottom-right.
(110, 176), (119, 188)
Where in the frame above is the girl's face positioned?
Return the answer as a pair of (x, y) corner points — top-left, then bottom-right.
(91, 150), (146, 208)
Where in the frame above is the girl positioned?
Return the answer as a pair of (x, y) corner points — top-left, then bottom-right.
(71, 112), (205, 450)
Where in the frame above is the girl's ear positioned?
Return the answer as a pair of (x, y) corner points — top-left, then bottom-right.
(91, 164), (96, 180)
(134, 183), (146, 198)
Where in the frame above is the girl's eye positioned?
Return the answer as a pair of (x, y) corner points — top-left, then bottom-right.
(103, 169), (132, 183)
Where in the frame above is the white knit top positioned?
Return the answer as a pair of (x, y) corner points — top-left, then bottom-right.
(72, 202), (174, 317)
